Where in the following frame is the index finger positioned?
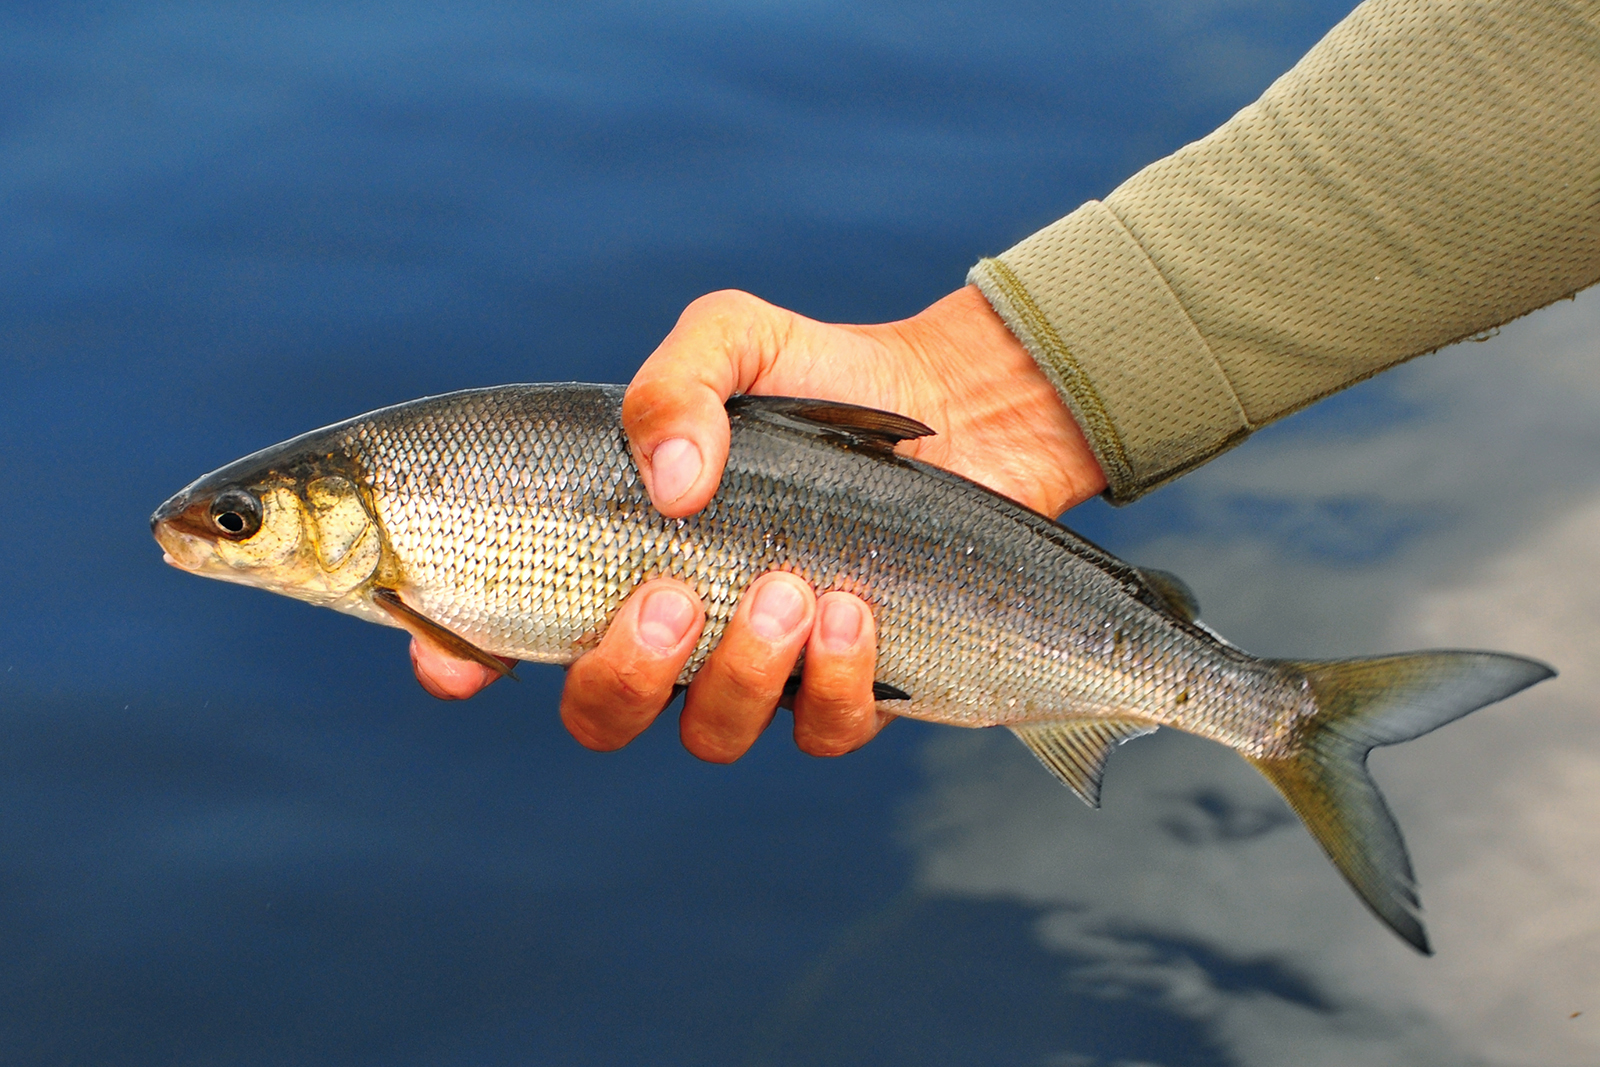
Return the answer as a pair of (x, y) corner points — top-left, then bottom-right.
(560, 578), (706, 751)
(623, 290), (791, 517)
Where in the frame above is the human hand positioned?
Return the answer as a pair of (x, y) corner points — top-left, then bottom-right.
(411, 284), (1107, 758)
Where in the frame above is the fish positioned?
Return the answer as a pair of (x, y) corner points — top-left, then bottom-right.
(151, 383), (1553, 953)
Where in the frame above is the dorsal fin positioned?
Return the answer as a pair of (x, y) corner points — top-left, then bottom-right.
(1135, 566), (1201, 623)
(726, 394), (934, 455)
(1009, 718), (1157, 807)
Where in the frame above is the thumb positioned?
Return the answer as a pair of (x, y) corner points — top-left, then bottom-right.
(623, 290), (793, 518)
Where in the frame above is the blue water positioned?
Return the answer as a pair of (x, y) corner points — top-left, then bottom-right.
(1, 3), (1355, 1062)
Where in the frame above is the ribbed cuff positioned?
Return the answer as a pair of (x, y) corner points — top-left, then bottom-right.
(969, 201), (1251, 503)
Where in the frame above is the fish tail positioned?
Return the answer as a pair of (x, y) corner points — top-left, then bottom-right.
(1247, 652), (1554, 954)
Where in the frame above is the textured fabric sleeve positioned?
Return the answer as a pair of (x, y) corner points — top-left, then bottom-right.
(970, 0), (1600, 503)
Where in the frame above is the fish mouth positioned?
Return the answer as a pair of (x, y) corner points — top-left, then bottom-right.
(151, 492), (219, 571)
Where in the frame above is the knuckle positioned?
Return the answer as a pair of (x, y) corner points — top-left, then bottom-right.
(717, 657), (784, 706)
(684, 288), (757, 322)
(796, 730), (859, 758)
(572, 650), (668, 714)
(561, 708), (626, 752)
(795, 659), (868, 711)
(598, 658), (666, 709)
(680, 671), (780, 764)
(797, 732), (867, 758)
(804, 742), (857, 759)
(681, 729), (746, 765)
(621, 377), (678, 429)
(794, 701), (875, 758)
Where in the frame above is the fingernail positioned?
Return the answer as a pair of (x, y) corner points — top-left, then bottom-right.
(650, 437), (702, 505)
(817, 596), (862, 652)
(637, 588), (696, 650)
(749, 580), (806, 640)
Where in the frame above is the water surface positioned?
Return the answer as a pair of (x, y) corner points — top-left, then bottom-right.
(4, 3), (1596, 1064)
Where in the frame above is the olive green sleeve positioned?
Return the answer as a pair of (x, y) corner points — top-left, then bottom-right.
(970, 0), (1600, 503)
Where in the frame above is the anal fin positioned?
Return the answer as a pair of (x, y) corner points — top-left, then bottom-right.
(372, 587), (518, 680)
(1010, 718), (1156, 808)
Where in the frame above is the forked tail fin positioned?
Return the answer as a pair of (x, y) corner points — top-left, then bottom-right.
(1248, 652), (1553, 954)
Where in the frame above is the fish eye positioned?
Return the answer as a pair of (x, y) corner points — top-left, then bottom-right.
(209, 489), (263, 540)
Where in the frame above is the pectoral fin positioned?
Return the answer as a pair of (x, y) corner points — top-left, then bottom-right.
(1010, 718), (1157, 807)
(372, 587), (517, 679)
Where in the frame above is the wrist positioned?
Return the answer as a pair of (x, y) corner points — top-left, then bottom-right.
(901, 286), (1108, 515)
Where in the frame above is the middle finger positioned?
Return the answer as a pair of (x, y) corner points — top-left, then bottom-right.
(681, 572), (815, 762)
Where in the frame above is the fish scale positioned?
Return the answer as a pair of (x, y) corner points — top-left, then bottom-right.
(152, 381), (1556, 952)
(342, 385), (1289, 742)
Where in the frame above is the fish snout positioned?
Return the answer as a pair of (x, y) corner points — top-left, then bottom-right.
(151, 491), (220, 571)
(150, 491), (189, 534)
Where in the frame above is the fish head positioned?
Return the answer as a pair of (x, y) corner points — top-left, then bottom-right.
(152, 439), (384, 605)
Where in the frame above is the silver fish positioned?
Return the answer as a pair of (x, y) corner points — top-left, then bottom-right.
(151, 383), (1553, 952)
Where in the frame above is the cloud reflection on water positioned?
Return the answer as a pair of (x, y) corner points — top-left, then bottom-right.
(910, 290), (1600, 1065)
